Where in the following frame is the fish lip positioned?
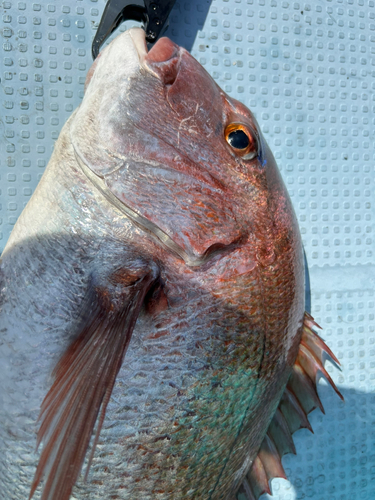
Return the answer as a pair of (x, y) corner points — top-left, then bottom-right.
(128, 28), (159, 79)
(128, 27), (149, 63)
(129, 27), (181, 83)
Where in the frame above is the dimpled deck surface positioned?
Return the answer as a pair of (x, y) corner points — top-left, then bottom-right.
(0, 1), (374, 499)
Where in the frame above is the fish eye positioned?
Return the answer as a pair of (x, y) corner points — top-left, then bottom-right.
(227, 129), (249, 150)
(224, 123), (259, 161)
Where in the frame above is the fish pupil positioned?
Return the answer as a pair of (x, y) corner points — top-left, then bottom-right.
(227, 130), (250, 150)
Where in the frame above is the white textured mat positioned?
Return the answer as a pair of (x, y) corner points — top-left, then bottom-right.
(1, 1), (374, 499)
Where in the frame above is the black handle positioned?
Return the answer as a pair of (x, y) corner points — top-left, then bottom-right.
(92, 0), (177, 59)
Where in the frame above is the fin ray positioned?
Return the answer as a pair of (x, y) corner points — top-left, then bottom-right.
(239, 311), (342, 499)
(29, 267), (157, 500)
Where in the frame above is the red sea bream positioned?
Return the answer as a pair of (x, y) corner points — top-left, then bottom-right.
(0, 28), (341, 500)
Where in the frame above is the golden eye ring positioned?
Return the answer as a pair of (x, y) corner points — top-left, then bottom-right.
(224, 123), (258, 160)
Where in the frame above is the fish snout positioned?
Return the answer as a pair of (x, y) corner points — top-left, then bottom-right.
(143, 36), (181, 85)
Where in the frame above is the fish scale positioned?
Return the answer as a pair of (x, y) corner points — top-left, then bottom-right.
(0, 28), (341, 500)
(91, 240), (300, 497)
(62, 295), (261, 499)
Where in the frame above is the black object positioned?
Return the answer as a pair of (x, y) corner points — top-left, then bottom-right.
(227, 130), (250, 150)
(92, 0), (177, 59)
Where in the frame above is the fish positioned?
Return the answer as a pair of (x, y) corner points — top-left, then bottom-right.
(0, 28), (342, 500)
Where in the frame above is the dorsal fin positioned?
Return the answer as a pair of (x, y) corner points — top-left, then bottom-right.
(239, 312), (343, 499)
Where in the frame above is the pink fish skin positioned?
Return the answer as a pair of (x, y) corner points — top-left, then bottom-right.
(0, 28), (307, 500)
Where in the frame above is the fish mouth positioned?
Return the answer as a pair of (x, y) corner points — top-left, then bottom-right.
(129, 28), (181, 85)
(128, 28), (149, 60)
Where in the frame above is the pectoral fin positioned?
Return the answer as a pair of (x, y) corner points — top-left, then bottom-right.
(239, 312), (343, 500)
(29, 261), (159, 500)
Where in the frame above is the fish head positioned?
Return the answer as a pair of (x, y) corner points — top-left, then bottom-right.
(72, 28), (300, 268)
